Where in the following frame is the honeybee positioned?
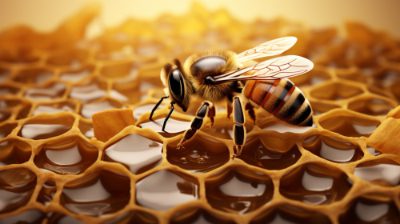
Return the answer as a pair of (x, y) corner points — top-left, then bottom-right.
(149, 37), (314, 155)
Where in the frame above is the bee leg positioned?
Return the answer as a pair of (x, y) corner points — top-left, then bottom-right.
(245, 102), (256, 124)
(149, 96), (169, 121)
(178, 101), (210, 148)
(161, 102), (175, 133)
(208, 104), (216, 127)
(232, 96), (246, 157)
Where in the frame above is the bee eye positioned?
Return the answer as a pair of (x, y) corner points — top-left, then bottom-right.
(168, 68), (185, 102)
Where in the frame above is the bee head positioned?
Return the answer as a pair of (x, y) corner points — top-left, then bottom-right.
(164, 60), (191, 112)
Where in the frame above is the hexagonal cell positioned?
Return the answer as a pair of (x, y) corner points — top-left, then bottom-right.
(0, 122), (17, 138)
(280, 163), (352, 205)
(0, 110), (11, 122)
(34, 137), (98, 174)
(80, 98), (123, 118)
(310, 101), (341, 115)
(250, 204), (331, 224)
(205, 166), (273, 214)
(0, 168), (37, 213)
(46, 49), (88, 68)
(138, 116), (191, 137)
(0, 209), (45, 224)
(104, 133), (162, 174)
(19, 115), (74, 140)
(13, 67), (54, 85)
(136, 169), (199, 210)
(61, 169), (131, 216)
(170, 207), (235, 224)
(319, 113), (380, 137)
(0, 84), (20, 96)
(60, 66), (93, 83)
(32, 101), (77, 115)
(260, 120), (314, 134)
(37, 180), (56, 205)
(291, 67), (331, 87)
(238, 134), (301, 170)
(354, 159), (400, 186)
(310, 81), (363, 100)
(339, 195), (400, 223)
(133, 103), (158, 120)
(104, 210), (159, 224)
(303, 134), (363, 163)
(24, 83), (66, 100)
(348, 96), (395, 116)
(0, 140), (31, 165)
(167, 133), (229, 172)
(69, 82), (108, 102)
(372, 68), (400, 88)
(47, 212), (84, 224)
(78, 120), (94, 139)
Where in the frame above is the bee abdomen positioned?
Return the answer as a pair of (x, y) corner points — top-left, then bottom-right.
(243, 79), (313, 126)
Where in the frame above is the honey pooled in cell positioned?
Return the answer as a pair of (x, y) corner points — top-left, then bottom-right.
(47, 213), (83, 224)
(104, 134), (162, 174)
(24, 83), (66, 100)
(354, 159), (400, 186)
(280, 163), (352, 205)
(80, 99), (122, 118)
(103, 210), (159, 224)
(70, 83), (107, 102)
(13, 67), (54, 85)
(0, 122), (17, 138)
(167, 133), (229, 172)
(0, 140), (31, 165)
(205, 167), (273, 214)
(261, 120), (314, 134)
(238, 135), (301, 170)
(0, 84), (19, 96)
(339, 197), (400, 223)
(19, 116), (73, 140)
(170, 208), (235, 224)
(0, 168), (36, 213)
(250, 204), (331, 224)
(136, 169), (198, 210)
(139, 117), (191, 136)
(34, 137), (98, 174)
(348, 97), (394, 116)
(310, 101), (341, 115)
(303, 135), (363, 163)
(37, 180), (56, 205)
(319, 113), (380, 137)
(61, 170), (131, 216)
(32, 102), (76, 115)
(310, 81), (363, 101)
(0, 209), (45, 224)
(60, 68), (92, 83)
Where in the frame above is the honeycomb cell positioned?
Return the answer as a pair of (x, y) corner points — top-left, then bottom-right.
(47, 212), (84, 224)
(80, 98), (123, 118)
(104, 210), (159, 224)
(319, 113), (380, 137)
(37, 180), (56, 205)
(24, 83), (66, 100)
(61, 169), (131, 216)
(348, 96), (394, 116)
(291, 68), (331, 87)
(280, 163), (352, 205)
(0, 83), (20, 96)
(46, 49), (88, 68)
(372, 68), (400, 88)
(250, 204), (332, 224)
(104, 133), (162, 174)
(238, 134), (301, 170)
(205, 166), (273, 214)
(60, 66), (93, 83)
(354, 159), (400, 186)
(70, 82), (108, 102)
(136, 169), (199, 210)
(310, 81), (363, 100)
(339, 196), (400, 223)
(34, 136), (98, 174)
(0, 122), (17, 138)
(0, 168), (37, 213)
(167, 133), (230, 172)
(261, 120), (314, 134)
(139, 116), (191, 137)
(32, 101), (76, 115)
(170, 207), (236, 224)
(19, 115), (74, 140)
(0, 209), (45, 224)
(78, 120), (94, 138)
(303, 134), (363, 163)
(133, 103), (158, 120)
(13, 67), (54, 85)
(0, 140), (31, 165)
(310, 101), (341, 115)
(0, 110), (11, 122)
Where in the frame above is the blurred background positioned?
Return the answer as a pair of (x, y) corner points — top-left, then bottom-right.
(0, 0), (399, 36)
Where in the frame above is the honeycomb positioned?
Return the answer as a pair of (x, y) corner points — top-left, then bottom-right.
(0, 3), (400, 224)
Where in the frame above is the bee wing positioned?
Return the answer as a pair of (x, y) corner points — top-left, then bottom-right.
(213, 55), (314, 82)
(236, 36), (297, 63)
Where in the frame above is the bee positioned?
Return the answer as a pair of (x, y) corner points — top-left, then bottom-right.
(149, 37), (314, 155)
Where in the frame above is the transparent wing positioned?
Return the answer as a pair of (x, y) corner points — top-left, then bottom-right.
(213, 55), (314, 82)
(236, 36), (297, 63)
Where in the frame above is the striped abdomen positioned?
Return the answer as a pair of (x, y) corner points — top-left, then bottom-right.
(243, 79), (313, 126)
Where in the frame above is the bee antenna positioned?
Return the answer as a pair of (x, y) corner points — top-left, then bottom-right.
(162, 102), (175, 133)
(164, 63), (173, 73)
(173, 59), (184, 71)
